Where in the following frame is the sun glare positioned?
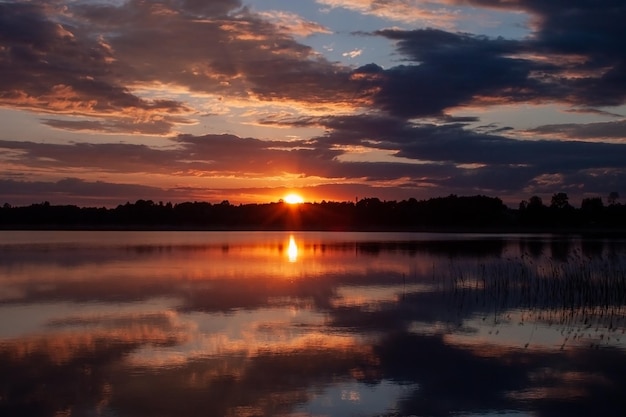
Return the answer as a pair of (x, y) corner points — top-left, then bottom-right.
(287, 235), (298, 263)
(284, 193), (304, 204)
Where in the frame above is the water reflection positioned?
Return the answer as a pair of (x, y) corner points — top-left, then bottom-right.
(287, 235), (298, 263)
(1, 231), (626, 416)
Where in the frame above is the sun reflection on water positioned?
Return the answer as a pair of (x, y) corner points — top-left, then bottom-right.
(3, 232), (626, 417)
(287, 235), (298, 263)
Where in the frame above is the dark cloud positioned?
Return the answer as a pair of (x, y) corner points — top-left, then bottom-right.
(0, 135), (455, 184)
(240, 111), (626, 198)
(524, 168), (626, 197)
(524, 1), (626, 107)
(70, 0), (357, 105)
(0, 177), (190, 206)
(358, 0), (626, 117)
(41, 117), (191, 136)
(174, 133), (467, 183)
(456, 0), (626, 106)
(356, 29), (543, 117)
(2, 0), (626, 203)
(393, 126), (626, 170)
(311, 114), (626, 170)
(305, 114), (626, 198)
(328, 6), (626, 196)
(0, 0), (358, 135)
(0, 140), (180, 173)
(172, 134), (343, 176)
(0, 176), (297, 207)
(0, 2), (191, 131)
(4, 108), (626, 204)
(529, 120), (626, 140)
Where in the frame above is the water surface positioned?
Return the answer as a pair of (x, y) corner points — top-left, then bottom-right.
(1, 231), (625, 416)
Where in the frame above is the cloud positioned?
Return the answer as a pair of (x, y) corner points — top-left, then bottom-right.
(4, 108), (626, 205)
(357, 29), (546, 117)
(0, 134), (451, 184)
(2, 1), (626, 204)
(309, 114), (626, 197)
(0, 177), (191, 206)
(172, 134), (343, 177)
(316, 0), (461, 27)
(391, 126), (626, 171)
(524, 1), (626, 107)
(256, 10), (332, 37)
(41, 116), (194, 136)
(256, 111), (626, 197)
(6, 0), (623, 132)
(444, 0), (626, 106)
(0, 135), (335, 180)
(0, 140), (180, 174)
(310, 114), (626, 169)
(0, 0), (359, 135)
(349, 0), (626, 116)
(0, 2), (193, 132)
(528, 120), (626, 141)
(342, 48), (363, 59)
(70, 0), (358, 107)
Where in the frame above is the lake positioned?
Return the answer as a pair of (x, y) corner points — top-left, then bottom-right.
(1, 231), (625, 417)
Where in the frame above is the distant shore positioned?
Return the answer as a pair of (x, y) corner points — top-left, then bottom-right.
(2, 195), (625, 236)
(3, 223), (626, 237)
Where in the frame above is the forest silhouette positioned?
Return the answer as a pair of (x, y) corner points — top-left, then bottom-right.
(1, 193), (625, 231)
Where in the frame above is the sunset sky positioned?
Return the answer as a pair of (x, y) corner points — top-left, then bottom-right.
(1, 0), (626, 207)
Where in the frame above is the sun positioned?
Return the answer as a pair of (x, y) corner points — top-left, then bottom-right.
(284, 193), (304, 204)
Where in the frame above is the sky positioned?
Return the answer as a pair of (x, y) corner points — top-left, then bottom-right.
(1, 0), (626, 207)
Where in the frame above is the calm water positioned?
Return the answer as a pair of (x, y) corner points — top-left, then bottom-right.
(1, 231), (626, 417)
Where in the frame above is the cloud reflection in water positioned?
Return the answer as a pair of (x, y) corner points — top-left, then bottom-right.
(1, 231), (626, 416)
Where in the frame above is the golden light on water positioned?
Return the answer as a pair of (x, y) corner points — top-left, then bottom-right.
(287, 235), (298, 262)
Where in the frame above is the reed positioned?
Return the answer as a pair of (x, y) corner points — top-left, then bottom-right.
(436, 249), (626, 347)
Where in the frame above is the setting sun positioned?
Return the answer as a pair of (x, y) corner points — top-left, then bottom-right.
(284, 193), (304, 204)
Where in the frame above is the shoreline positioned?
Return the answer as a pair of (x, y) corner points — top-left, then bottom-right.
(3, 224), (626, 237)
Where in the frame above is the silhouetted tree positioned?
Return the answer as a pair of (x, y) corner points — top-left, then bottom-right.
(581, 197), (603, 211)
(518, 195), (548, 227)
(3, 193), (626, 231)
(519, 200), (528, 211)
(549, 193), (575, 226)
(528, 195), (544, 209)
(550, 192), (571, 210)
(581, 197), (604, 224)
(608, 191), (620, 206)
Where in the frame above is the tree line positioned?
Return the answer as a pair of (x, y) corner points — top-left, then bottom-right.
(1, 193), (624, 231)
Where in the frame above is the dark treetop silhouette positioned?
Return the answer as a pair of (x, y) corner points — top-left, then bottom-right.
(1, 193), (625, 231)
